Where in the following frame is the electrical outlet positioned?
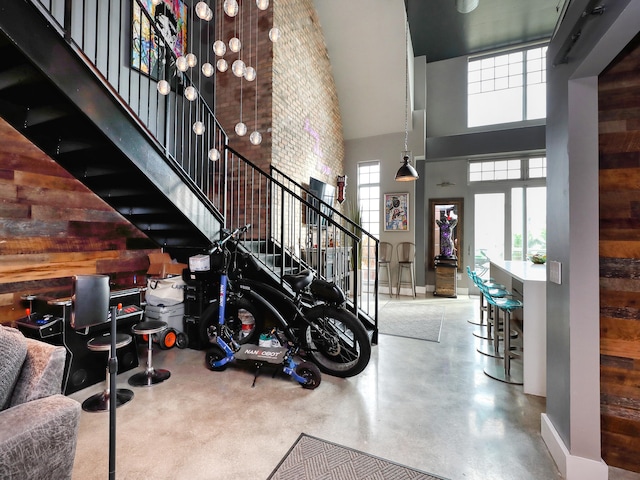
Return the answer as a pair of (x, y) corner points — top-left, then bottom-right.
(549, 260), (562, 285)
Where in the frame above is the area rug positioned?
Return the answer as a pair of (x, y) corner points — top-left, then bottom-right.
(378, 303), (444, 342)
(267, 434), (447, 480)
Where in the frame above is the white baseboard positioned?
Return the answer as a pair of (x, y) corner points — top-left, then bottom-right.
(541, 414), (608, 480)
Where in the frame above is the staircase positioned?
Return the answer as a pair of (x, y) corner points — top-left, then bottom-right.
(0, 0), (378, 338)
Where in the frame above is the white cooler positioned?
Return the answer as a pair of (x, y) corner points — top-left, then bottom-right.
(144, 303), (185, 334)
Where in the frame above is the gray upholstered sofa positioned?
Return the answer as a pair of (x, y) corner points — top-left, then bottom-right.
(0, 325), (81, 480)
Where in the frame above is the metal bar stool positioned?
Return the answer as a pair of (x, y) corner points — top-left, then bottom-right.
(129, 320), (171, 387)
(84, 333), (135, 412)
(466, 266), (504, 328)
(379, 242), (393, 295)
(474, 279), (510, 357)
(396, 242), (416, 298)
(483, 295), (523, 385)
(71, 275), (134, 412)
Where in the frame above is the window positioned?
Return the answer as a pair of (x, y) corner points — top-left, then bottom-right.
(357, 161), (380, 238)
(471, 159), (546, 275)
(468, 45), (548, 128)
(469, 157), (546, 183)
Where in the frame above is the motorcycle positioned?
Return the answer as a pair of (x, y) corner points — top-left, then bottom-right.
(190, 225), (371, 379)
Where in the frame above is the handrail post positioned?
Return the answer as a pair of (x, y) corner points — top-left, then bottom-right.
(63, 0), (72, 42)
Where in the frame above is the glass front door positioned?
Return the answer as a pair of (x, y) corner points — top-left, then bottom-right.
(474, 193), (505, 278)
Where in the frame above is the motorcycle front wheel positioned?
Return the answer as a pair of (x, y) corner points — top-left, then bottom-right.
(199, 296), (263, 348)
(302, 305), (371, 378)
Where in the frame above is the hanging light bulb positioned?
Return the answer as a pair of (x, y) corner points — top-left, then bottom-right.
(244, 66), (256, 82)
(250, 131), (262, 145)
(193, 121), (205, 135)
(195, 1), (209, 19)
(176, 56), (189, 72)
(217, 58), (229, 72)
(202, 62), (214, 77)
(157, 80), (171, 95)
(235, 122), (247, 136)
(213, 40), (227, 57)
(184, 86), (198, 101)
(152, 0), (162, 5)
(204, 7), (213, 21)
(209, 148), (220, 161)
(229, 37), (241, 53)
(232, 59), (246, 77)
(256, 0), (269, 10)
(269, 27), (281, 42)
(186, 53), (197, 68)
(223, 0), (238, 17)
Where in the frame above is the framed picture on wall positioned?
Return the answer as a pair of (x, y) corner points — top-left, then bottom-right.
(131, 0), (188, 80)
(384, 193), (409, 231)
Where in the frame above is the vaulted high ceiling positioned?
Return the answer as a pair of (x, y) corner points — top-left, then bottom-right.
(314, 0), (566, 141)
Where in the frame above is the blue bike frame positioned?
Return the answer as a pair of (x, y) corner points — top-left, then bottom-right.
(208, 227), (309, 384)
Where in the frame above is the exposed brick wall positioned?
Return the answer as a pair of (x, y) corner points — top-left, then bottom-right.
(213, 0), (345, 187)
(271, 0), (345, 188)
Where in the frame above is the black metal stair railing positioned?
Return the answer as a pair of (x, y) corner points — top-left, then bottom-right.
(19, 0), (378, 333)
(28, 0), (227, 216)
(223, 149), (378, 332)
(270, 166), (379, 326)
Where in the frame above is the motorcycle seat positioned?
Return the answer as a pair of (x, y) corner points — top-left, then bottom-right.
(283, 270), (313, 293)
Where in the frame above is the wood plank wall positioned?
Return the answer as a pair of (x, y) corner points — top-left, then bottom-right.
(599, 33), (640, 473)
(0, 118), (159, 325)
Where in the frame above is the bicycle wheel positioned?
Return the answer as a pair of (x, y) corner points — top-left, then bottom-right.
(199, 296), (263, 347)
(302, 305), (371, 378)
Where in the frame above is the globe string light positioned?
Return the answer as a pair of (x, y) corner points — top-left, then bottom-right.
(250, 1), (262, 145)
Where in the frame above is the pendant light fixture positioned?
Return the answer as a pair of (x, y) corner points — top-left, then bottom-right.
(455, 0), (479, 14)
(395, 19), (418, 182)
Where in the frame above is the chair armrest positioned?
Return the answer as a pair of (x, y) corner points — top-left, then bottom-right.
(0, 395), (81, 480)
(9, 339), (66, 407)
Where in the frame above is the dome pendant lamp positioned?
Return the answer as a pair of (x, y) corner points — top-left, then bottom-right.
(395, 20), (418, 182)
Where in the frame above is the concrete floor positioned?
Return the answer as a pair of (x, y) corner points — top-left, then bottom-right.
(69, 295), (640, 480)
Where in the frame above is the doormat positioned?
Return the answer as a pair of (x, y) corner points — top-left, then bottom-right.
(267, 433), (448, 480)
(378, 303), (444, 342)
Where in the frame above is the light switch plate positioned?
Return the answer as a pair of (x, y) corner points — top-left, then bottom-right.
(549, 260), (562, 284)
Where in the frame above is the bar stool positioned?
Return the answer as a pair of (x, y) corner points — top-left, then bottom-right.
(83, 333), (135, 412)
(71, 275), (134, 412)
(483, 295), (523, 385)
(466, 266), (504, 327)
(129, 320), (171, 387)
(474, 280), (510, 357)
(396, 242), (416, 298)
(379, 242), (393, 295)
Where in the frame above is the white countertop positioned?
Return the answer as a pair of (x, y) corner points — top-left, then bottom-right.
(490, 260), (546, 283)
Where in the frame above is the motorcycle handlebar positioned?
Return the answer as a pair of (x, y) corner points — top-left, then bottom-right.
(209, 224), (252, 253)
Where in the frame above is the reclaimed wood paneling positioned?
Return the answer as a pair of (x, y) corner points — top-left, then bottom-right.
(0, 118), (158, 324)
(599, 33), (640, 473)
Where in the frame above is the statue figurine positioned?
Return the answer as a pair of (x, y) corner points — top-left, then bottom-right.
(436, 212), (458, 258)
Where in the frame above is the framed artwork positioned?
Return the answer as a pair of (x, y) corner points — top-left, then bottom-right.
(384, 193), (409, 231)
(132, 0), (188, 80)
(428, 198), (464, 270)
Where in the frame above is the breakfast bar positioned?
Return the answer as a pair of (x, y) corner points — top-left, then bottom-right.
(489, 260), (547, 397)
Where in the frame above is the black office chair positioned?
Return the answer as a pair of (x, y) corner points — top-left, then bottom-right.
(72, 275), (134, 412)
